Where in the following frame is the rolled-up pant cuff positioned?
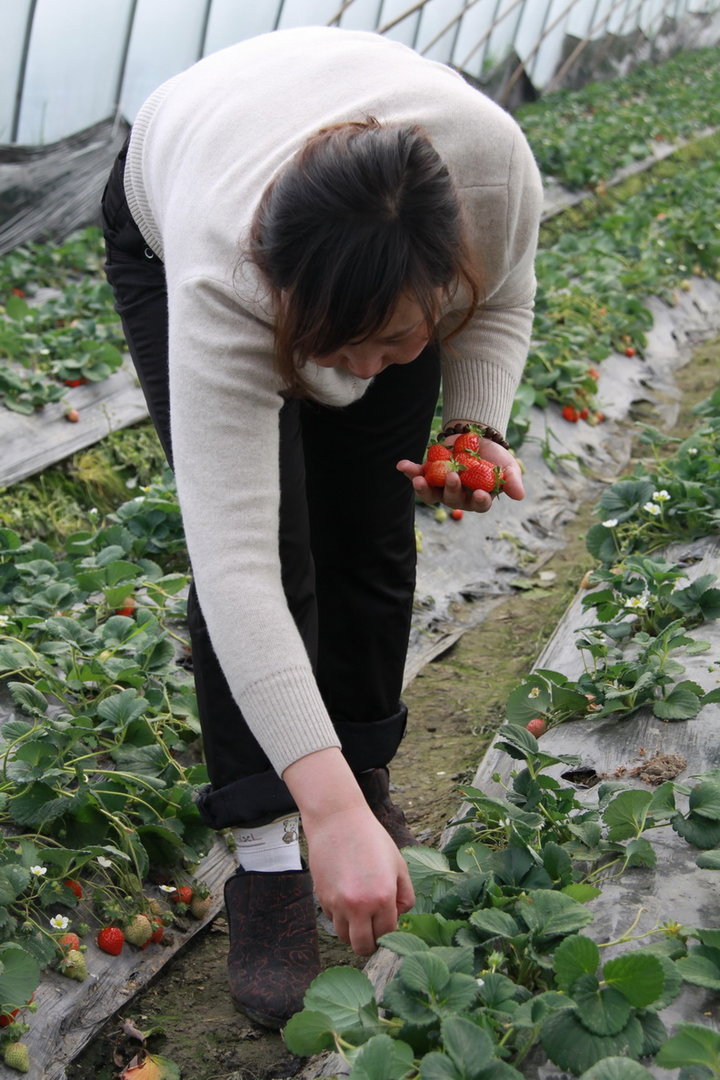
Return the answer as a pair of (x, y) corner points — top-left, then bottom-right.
(195, 703), (409, 829)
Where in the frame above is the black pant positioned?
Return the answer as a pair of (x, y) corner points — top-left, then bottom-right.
(100, 141), (441, 828)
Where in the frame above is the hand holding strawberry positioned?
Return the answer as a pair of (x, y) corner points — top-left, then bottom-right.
(396, 427), (524, 513)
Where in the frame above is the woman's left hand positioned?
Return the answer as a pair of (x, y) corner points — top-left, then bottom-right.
(396, 439), (525, 513)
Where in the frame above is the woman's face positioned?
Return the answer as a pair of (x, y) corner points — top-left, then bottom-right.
(312, 293), (438, 380)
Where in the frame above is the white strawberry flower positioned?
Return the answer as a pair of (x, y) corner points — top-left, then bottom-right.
(30, 865), (47, 877)
(50, 914), (69, 930)
(602, 518), (618, 528)
(625, 595), (649, 611)
(159, 884), (176, 893)
(97, 856), (112, 868)
(652, 490), (670, 502)
(643, 502), (661, 516)
(529, 686), (541, 698)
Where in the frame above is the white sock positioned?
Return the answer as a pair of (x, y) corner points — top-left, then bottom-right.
(232, 815), (302, 872)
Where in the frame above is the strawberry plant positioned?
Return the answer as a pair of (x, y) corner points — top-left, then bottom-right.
(285, 725), (720, 1075)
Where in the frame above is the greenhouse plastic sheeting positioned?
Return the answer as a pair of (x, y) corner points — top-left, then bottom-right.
(0, 118), (128, 255)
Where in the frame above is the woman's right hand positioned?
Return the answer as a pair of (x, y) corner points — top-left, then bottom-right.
(305, 803), (415, 954)
(282, 748), (415, 955)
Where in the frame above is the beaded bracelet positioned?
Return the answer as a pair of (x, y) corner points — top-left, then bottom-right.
(439, 421), (510, 451)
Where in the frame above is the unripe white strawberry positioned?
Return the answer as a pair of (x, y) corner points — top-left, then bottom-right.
(60, 948), (88, 981)
(3, 1041), (30, 1073)
(124, 913), (153, 948)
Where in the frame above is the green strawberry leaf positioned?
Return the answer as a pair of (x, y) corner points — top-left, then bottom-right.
(689, 781), (720, 820)
(302, 967), (377, 1032)
(603, 789), (654, 840)
(696, 849), (720, 869)
(603, 952), (665, 1007)
(653, 684), (703, 720)
(346, 1034), (415, 1080)
(379, 932), (430, 957)
(672, 811), (720, 850)
(636, 1009), (667, 1056)
(282, 1010), (336, 1056)
(468, 908), (521, 940)
(516, 889), (594, 940)
(418, 1051), (461, 1080)
(541, 1009), (644, 1074)
(572, 973), (632, 1036)
(655, 1022), (720, 1070)
(675, 945), (720, 989)
(553, 934), (600, 991)
(577, 1058), (654, 1080)
(0, 944), (41, 1014)
(441, 1015), (496, 1072)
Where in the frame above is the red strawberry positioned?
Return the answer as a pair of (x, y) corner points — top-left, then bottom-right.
(63, 377), (88, 387)
(65, 408), (80, 423)
(561, 405), (579, 422)
(64, 878), (83, 899)
(0, 1009), (18, 1027)
(170, 885), (193, 906)
(579, 408), (589, 420)
(625, 346), (635, 357)
(458, 458), (503, 494)
(450, 509), (463, 521)
(115, 596), (136, 617)
(148, 918), (165, 945)
(526, 718), (547, 737)
(452, 431), (481, 455)
(587, 366), (600, 380)
(97, 926), (124, 956)
(58, 932), (81, 952)
(425, 443), (452, 463)
(11, 288), (26, 298)
(422, 459), (455, 488)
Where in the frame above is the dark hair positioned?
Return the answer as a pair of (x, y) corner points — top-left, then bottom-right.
(248, 118), (481, 393)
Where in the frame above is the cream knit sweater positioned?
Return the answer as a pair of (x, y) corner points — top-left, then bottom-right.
(124, 26), (543, 777)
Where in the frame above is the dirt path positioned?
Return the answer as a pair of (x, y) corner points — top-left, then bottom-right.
(65, 340), (719, 1080)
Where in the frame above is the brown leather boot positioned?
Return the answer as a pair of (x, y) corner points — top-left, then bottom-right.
(224, 866), (321, 1028)
(357, 767), (419, 848)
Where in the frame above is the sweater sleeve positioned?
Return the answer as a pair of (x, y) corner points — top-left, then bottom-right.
(167, 275), (341, 775)
(440, 128), (543, 435)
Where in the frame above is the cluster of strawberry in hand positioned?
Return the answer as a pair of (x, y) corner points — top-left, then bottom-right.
(421, 429), (506, 496)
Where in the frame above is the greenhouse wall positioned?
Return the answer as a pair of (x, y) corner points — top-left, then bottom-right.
(2, 0), (720, 146)
(1, 0), (718, 253)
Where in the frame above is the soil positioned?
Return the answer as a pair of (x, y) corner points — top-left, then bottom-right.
(65, 338), (720, 1080)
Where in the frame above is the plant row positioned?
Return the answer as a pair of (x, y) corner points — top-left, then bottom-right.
(281, 394), (720, 1079)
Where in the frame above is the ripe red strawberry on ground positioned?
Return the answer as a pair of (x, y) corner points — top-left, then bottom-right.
(97, 926), (124, 955)
(63, 878), (83, 899)
(526, 718), (548, 737)
(170, 885), (193, 906)
(115, 596), (136, 617)
(561, 405), (580, 422)
(58, 932), (81, 952)
(450, 509), (463, 520)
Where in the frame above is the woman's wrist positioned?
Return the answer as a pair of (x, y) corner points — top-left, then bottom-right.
(282, 747), (366, 828)
(440, 419), (510, 450)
